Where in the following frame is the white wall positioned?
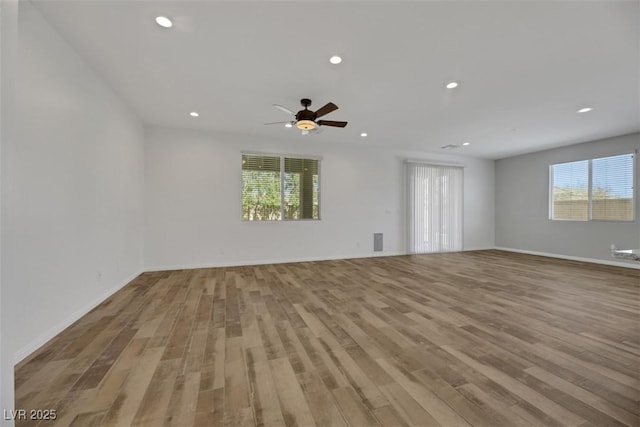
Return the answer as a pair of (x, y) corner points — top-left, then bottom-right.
(495, 132), (640, 266)
(1, 0), (19, 423)
(2, 0), (145, 382)
(144, 126), (494, 270)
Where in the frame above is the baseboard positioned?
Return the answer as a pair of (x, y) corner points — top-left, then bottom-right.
(463, 246), (495, 252)
(494, 247), (640, 270)
(13, 269), (144, 364)
(144, 251), (407, 272)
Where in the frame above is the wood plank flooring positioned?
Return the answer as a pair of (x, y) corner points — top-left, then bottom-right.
(14, 250), (640, 426)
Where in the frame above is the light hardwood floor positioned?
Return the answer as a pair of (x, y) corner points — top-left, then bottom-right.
(15, 250), (640, 426)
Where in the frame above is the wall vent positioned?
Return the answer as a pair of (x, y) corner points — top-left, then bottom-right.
(374, 233), (383, 252)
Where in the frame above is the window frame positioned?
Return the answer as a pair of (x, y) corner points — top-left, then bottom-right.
(241, 152), (322, 222)
(548, 151), (636, 223)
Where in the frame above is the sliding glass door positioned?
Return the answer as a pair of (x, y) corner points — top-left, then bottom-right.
(407, 162), (463, 253)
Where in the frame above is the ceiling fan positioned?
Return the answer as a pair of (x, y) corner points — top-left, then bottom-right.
(265, 98), (348, 134)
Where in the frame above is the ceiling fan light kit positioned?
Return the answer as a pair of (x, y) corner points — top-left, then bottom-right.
(296, 120), (316, 130)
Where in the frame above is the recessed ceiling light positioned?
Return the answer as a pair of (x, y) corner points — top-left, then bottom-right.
(462, 142), (470, 146)
(329, 55), (342, 65)
(446, 82), (458, 89)
(155, 16), (173, 28)
(577, 107), (593, 113)
(360, 133), (368, 137)
(189, 111), (199, 117)
(285, 123), (293, 128)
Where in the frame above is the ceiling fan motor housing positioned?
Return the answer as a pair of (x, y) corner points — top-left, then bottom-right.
(296, 109), (315, 121)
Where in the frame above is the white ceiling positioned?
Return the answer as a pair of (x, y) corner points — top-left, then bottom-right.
(32, 0), (639, 159)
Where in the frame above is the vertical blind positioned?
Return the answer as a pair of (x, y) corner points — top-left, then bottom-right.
(550, 153), (634, 221)
(407, 163), (463, 253)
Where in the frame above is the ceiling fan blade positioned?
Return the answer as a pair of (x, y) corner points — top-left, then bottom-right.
(273, 104), (295, 115)
(317, 120), (347, 128)
(264, 121), (293, 125)
(314, 102), (338, 118)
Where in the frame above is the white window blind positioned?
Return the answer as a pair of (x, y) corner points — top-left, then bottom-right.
(407, 163), (463, 253)
(550, 160), (589, 220)
(592, 154), (634, 221)
(550, 153), (634, 221)
(284, 157), (319, 220)
(242, 155), (281, 221)
(242, 154), (320, 221)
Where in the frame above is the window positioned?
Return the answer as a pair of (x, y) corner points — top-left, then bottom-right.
(242, 154), (320, 221)
(407, 162), (463, 253)
(550, 153), (634, 221)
